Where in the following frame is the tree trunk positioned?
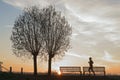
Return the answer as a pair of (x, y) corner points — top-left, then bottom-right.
(33, 55), (37, 80)
(48, 55), (52, 80)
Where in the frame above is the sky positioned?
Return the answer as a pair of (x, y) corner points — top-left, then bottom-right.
(0, 0), (120, 75)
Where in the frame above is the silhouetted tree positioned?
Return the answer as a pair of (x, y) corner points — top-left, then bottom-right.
(11, 6), (43, 80)
(40, 6), (72, 80)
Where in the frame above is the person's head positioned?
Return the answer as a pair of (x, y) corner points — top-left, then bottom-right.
(89, 57), (92, 60)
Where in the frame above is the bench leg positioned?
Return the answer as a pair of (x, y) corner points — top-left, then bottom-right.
(83, 72), (85, 75)
(104, 71), (106, 76)
(80, 71), (82, 75)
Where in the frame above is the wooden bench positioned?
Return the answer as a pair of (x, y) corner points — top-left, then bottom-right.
(83, 67), (106, 76)
(60, 66), (82, 75)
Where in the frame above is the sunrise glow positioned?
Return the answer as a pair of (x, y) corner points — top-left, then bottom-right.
(58, 71), (61, 75)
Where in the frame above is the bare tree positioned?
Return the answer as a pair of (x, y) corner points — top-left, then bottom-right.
(11, 6), (43, 79)
(40, 6), (72, 79)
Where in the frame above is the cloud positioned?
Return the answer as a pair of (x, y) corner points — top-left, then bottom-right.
(2, 0), (49, 9)
(102, 51), (120, 63)
(70, 0), (120, 18)
(2, 0), (66, 10)
(66, 52), (89, 59)
(2, 0), (120, 63)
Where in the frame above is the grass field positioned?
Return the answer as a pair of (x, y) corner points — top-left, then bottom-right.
(0, 72), (120, 80)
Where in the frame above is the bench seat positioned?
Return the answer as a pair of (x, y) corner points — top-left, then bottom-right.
(83, 66), (106, 75)
(60, 66), (82, 75)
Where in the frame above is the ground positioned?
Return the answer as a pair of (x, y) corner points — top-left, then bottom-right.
(0, 72), (120, 80)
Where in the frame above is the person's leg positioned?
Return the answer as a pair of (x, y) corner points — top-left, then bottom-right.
(93, 71), (95, 76)
(88, 67), (91, 75)
(88, 67), (90, 75)
(91, 68), (95, 76)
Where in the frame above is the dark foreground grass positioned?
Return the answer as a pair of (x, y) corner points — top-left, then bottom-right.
(0, 72), (120, 80)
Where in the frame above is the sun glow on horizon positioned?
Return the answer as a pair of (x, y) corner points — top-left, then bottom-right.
(58, 71), (61, 75)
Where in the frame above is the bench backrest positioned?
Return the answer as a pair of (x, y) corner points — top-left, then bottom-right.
(83, 67), (105, 72)
(60, 66), (81, 73)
